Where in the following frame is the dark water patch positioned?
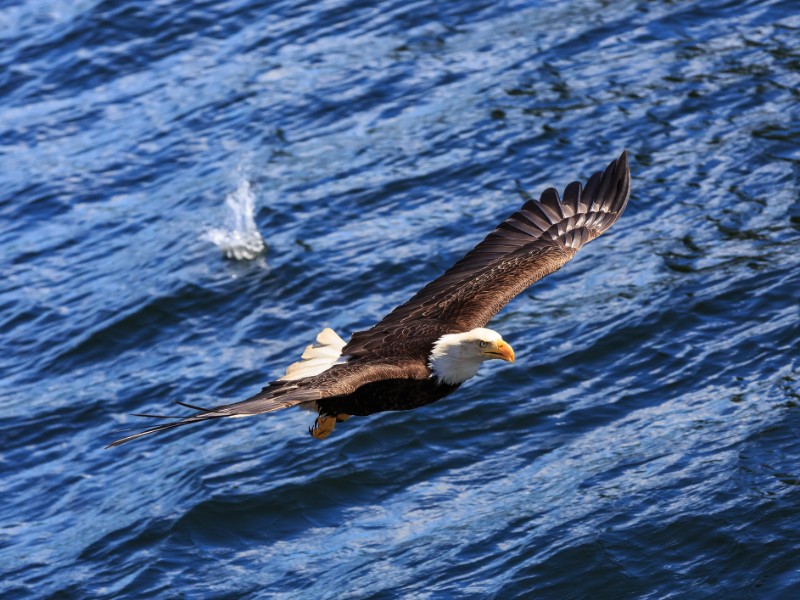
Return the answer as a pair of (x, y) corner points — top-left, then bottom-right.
(2, 0), (800, 597)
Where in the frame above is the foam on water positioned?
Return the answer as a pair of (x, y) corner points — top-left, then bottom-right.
(203, 176), (265, 261)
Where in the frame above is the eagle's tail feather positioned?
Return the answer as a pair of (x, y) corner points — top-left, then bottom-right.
(175, 401), (215, 413)
(130, 412), (183, 419)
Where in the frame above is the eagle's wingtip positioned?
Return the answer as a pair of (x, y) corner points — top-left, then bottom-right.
(615, 149), (629, 172)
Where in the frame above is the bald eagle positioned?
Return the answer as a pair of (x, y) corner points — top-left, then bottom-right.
(109, 151), (630, 447)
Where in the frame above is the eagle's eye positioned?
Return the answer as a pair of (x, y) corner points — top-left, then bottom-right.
(478, 341), (488, 348)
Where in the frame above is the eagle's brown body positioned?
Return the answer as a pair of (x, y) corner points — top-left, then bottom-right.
(109, 151), (630, 447)
(319, 377), (460, 416)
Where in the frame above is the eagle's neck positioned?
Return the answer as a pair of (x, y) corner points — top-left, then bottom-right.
(428, 333), (484, 385)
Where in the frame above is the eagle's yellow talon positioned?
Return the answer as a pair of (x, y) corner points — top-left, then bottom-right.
(310, 414), (337, 439)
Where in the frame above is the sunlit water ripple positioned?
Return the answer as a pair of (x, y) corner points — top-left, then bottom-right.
(1, 0), (798, 598)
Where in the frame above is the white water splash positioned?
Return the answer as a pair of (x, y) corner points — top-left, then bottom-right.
(203, 178), (266, 261)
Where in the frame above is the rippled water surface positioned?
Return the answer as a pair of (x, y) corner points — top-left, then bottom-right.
(2, 0), (799, 598)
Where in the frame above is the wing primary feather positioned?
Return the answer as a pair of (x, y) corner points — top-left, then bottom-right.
(106, 416), (224, 448)
(563, 181), (582, 214)
(529, 199), (560, 225)
(581, 171), (602, 211)
(176, 401), (215, 413)
(539, 188), (563, 220)
(610, 150), (630, 214)
(501, 219), (543, 237)
(108, 386), (324, 447)
(594, 161), (616, 210)
(130, 412), (183, 419)
(519, 203), (553, 230)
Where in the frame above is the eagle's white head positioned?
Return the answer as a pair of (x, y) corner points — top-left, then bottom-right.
(428, 328), (515, 385)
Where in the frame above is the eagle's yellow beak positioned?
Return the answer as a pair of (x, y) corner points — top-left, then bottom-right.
(482, 340), (515, 363)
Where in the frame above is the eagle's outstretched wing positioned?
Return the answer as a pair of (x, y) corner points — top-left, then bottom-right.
(342, 151), (630, 358)
(107, 359), (428, 447)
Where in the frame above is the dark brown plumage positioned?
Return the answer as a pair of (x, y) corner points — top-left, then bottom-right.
(108, 151), (630, 447)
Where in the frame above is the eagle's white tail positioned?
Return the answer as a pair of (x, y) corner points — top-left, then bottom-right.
(279, 328), (347, 381)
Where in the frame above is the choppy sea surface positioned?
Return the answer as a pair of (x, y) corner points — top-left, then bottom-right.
(1, 0), (799, 598)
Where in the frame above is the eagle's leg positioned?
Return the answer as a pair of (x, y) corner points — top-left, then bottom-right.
(336, 414), (350, 423)
(309, 414), (337, 440)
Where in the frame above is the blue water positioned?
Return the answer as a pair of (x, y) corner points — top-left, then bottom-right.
(2, 0), (799, 597)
